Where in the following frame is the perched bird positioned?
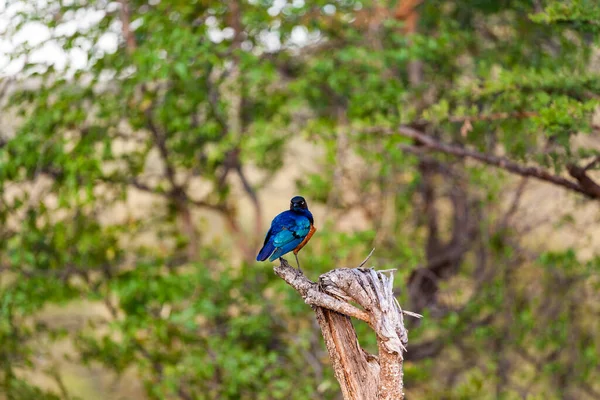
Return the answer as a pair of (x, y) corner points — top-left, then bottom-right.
(256, 196), (316, 269)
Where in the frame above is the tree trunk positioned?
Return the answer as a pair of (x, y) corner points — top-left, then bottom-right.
(274, 256), (420, 400)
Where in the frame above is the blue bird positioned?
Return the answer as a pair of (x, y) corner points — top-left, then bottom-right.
(256, 196), (316, 270)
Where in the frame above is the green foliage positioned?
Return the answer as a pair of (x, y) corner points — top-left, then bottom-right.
(74, 261), (328, 400)
(1, 0), (599, 399)
(531, 0), (600, 34)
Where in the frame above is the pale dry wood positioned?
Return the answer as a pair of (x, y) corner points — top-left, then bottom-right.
(314, 308), (380, 399)
(274, 257), (421, 400)
(274, 265), (371, 324)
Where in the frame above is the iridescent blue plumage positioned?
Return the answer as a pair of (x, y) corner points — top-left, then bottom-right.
(256, 196), (316, 267)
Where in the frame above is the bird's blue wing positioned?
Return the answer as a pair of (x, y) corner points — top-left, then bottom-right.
(256, 227), (275, 261)
(268, 214), (311, 261)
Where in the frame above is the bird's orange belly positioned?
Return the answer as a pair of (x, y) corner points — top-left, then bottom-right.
(293, 225), (316, 254)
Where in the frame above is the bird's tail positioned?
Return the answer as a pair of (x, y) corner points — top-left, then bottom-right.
(256, 241), (275, 261)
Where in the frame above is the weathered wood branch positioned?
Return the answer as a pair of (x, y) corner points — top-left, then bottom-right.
(274, 257), (421, 400)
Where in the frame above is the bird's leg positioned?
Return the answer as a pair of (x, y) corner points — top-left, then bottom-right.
(279, 257), (292, 268)
(294, 253), (302, 272)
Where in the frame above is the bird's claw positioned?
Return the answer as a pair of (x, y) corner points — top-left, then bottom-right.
(280, 256), (303, 273)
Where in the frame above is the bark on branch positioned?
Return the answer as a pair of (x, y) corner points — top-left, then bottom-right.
(364, 126), (600, 200)
(274, 257), (421, 400)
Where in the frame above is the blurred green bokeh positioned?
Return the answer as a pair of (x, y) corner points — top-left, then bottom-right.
(1, 0), (599, 399)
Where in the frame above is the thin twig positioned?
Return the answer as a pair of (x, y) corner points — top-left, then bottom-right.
(446, 111), (538, 123)
(377, 268), (398, 274)
(358, 248), (376, 268)
(401, 310), (423, 319)
(499, 177), (529, 229)
(583, 155), (600, 171)
(118, 0), (137, 54)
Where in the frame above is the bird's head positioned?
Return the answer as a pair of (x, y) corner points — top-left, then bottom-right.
(290, 196), (308, 211)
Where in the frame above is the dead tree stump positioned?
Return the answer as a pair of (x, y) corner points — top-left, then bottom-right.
(274, 254), (420, 400)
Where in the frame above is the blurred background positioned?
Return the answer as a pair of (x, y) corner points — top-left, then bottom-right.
(1, 0), (600, 399)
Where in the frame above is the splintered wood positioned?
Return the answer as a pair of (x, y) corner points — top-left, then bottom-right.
(274, 256), (420, 400)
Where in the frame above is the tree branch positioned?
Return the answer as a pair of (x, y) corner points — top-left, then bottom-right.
(365, 126), (600, 200)
(234, 159), (263, 243)
(144, 105), (177, 188)
(567, 163), (600, 198)
(274, 257), (420, 399)
(273, 262), (371, 324)
(582, 155), (600, 171)
(118, 0), (137, 54)
(141, 94), (201, 259)
(445, 111), (539, 123)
